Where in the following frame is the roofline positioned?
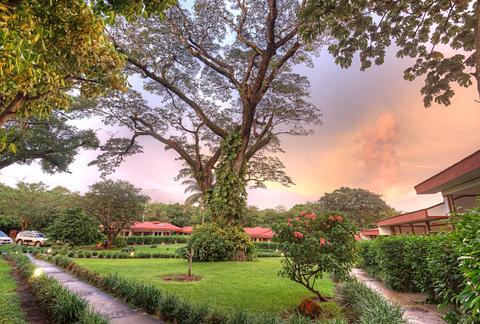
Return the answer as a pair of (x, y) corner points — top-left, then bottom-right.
(415, 149), (480, 194)
(375, 203), (443, 224)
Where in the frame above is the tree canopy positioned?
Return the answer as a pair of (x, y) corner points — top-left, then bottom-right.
(48, 208), (103, 246)
(86, 0), (323, 223)
(0, 113), (99, 172)
(83, 179), (149, 247)
(0, 0), (174, 134)
(300, 0), (479, 107)
(317, 187), (396, 229)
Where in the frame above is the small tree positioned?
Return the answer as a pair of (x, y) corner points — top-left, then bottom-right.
(83, 180), (149, 248)
(274, 211), (357, 301)
(48, 208), (102, 246)
(186, 247), (195, 277)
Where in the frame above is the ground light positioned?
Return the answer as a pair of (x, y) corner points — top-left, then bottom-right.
(129, 252), (135, 257)
(46, 248), (52, 254)
(32, 268), (44, 278)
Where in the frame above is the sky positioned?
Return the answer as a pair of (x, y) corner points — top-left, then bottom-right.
(1, 48), (479, 213)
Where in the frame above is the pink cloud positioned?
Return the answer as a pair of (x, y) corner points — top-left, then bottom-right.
(360, 113), (400, 190)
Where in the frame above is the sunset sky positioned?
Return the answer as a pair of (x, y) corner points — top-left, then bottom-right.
(1, 48), (479, 213)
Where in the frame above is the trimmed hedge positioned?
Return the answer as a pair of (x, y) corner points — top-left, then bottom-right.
(5, 252), (107, 324)
(125, 235), (189, 245)
(254, 242), (279, 250)
(337, 279), (405, 324)
(45, 255), (327, 323)
(358, 235), (463, 301)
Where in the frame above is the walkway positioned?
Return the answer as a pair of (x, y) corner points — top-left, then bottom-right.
(28, 256), (162, 324)
(352, 268), (447, 324)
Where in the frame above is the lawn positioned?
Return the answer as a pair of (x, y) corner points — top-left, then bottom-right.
(0, 258), (26, 324)
(75, 257), (334, 315)
(80, 244), (186, 254)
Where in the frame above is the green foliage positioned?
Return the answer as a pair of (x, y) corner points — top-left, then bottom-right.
(144, 202), (198, 227)
(300, 0), (478, 107)
(358, 235), (463, 303)
(48, 208), (103, 246)
(317, 187), (396, 229)
(125, 235), (189, 245)
(337, 280), (405, 324)
(0, 114), (99, 173)
(187, 223), (256, 262)
(274, 211), (357, 300)
(0, 259), (26, 323)
(83, 179), (149, 248)
(205, 132), (247, 225)
(450, 208), (480, 320)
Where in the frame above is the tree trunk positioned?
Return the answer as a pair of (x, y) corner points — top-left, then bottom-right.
(187, 248), (194, 277)
(476, 0), (480, 100)
(106, 233), (113, 249)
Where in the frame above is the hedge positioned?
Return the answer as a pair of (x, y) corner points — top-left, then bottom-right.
(337, 279), (405, 324)
(125, 235), (189, 245)
(358, 235), (463, 301)
(44, 254), (327, 324)
(5, 252), (107, 324)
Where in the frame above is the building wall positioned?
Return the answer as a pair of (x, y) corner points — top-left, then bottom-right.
(426, 204), (447, 216)
(378, 226), (392, 235)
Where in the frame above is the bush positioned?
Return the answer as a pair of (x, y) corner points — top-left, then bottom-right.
(254, 242), (279, 250)
(113, 236), (127, 248)
(274, 211), (357, 301)
(186, 223), (256, 262)
(125, 235), (189, 245)
(451, 208), (480, 320)
(337, 279), (405, 323)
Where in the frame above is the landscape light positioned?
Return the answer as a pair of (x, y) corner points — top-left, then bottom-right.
(32, 268), (44, 278)
(129, 252), (135, 257)
(47, 248), (52, 254)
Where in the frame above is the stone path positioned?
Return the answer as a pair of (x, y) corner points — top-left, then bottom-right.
(352, 268), (448, 324)
(28, 256), (162, 324)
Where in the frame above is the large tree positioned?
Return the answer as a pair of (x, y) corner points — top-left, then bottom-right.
(0, 113), (99, 172)
(83, 180), (149, 248)
(317, 187), (396, 229)
(300, 0), (479, 107)
(0, 0), (173, 137)
(88, 0), (323, 220)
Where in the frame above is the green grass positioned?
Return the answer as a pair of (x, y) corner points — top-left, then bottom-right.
(0, 259), (26, 324)
(81, 244), (186, 254)
(75, 257), (334, 315)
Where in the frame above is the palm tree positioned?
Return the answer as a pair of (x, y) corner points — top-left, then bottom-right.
(182, 179), (205, 224)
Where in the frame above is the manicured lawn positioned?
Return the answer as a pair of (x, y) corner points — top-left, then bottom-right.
(0, 259), (26, 324)
(81, 244), (186, 254)
(76, 257), (334, 315)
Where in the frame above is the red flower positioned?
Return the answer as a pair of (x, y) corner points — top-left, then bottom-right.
(287, 223), (292, 227)
(295, 217), (300, 221)
(335, 215), (344, 223)
(306, 212), (317, 220)
(293, 231), (304, 238)
(319, 238), (326, 246)
(328, 215), (335, 222)
(299, 211), (306, 216)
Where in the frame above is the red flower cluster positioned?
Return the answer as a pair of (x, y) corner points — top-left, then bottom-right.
(305, 212), (317, 220)
(293, 231), (304, 238)
(319, 237), (326, 246)
(328, 214), (344, 223)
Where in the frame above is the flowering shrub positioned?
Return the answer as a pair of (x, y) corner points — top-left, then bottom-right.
(274, 211), (357, 301)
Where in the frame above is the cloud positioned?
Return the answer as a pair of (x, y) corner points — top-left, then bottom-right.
(360, 113), (400, 190)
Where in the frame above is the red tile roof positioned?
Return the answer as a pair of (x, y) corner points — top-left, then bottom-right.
(376, 209), (448, 227)
(244, 227), (274, 239)
(131, 222), (182, 231)
(181, 226), (193, 234)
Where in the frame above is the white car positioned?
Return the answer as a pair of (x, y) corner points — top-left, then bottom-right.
(0, 231), (12, 245)
(15, 231), (48, 247)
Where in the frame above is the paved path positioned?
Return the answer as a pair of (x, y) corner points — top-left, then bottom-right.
(28, 256), (162, 324)
(352, 269), (448, 324)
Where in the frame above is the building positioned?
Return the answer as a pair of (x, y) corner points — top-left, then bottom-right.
(244, 227), (274, 242)
(121, 222), (183, 237)
(361, 149), (480, 238)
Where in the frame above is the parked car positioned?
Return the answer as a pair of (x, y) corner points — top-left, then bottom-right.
(0, 231), (12, 245)
(15, 231), (48, 247)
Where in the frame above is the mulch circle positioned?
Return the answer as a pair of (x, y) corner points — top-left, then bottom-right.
(160, 274), (202, 282)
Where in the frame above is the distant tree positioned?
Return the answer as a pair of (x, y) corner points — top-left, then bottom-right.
(0, 182), (80, 230)
(48, 208), (103, 246)
(317, 187), (396, 229)
(144, 202), (194, 227)
(300, 0), (479, 107)
(83, 180), (149, 248)
(0, 0), (173, 131)
(0, 114), (99, 172)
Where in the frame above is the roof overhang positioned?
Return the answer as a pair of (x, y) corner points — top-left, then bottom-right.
(415, 150), (480, 195)
(377, 209), (448, 227)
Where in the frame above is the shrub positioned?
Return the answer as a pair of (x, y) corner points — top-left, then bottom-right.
(124, 235), (189, 245)
(451, 208), (480, 320)
(187, 223), (256, 262)
(113, 236), (127, 248)
(274, 211), (357, 301)
(337, 279), (405, 323)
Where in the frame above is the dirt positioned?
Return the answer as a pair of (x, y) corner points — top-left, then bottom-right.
(160, 274), (202, 282)
(10, 267), (50, 324)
